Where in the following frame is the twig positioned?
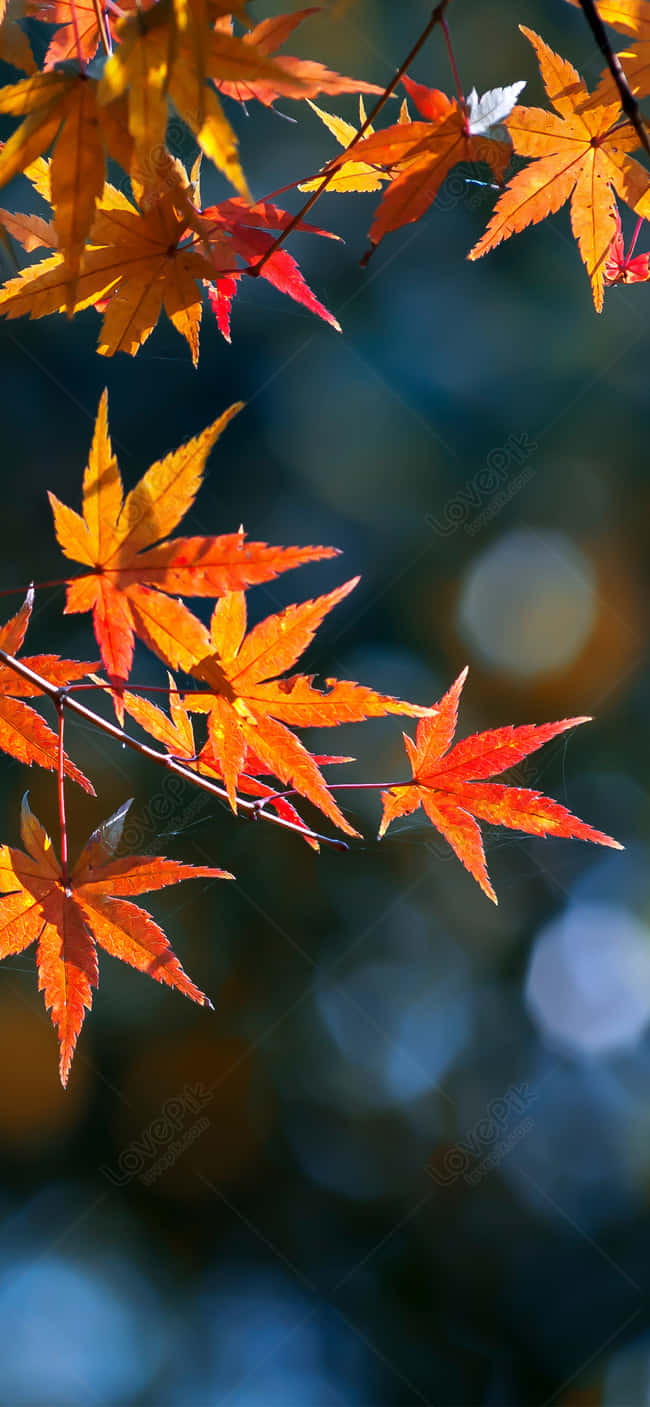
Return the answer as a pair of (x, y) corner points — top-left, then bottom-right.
(441, 17), (464, 108)
(56, 699), (69, 887)
(251, 777), (416, 818)
(0, 648), (350, 853)
(69, 0), (87, 72)
(246, 0), (452, 279)
(577, 0), (650, 156)
(91, 0), (113, 56)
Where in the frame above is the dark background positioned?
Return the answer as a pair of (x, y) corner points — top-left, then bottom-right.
(0, 1), (649, 1402)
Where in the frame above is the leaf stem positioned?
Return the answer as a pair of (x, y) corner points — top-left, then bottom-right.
(247, 0), (452, 279)
(441, 16), (464, 108)
(69, 0), (87, 73)
(628, 214), (644, 258)
(56, 699), (69, 888)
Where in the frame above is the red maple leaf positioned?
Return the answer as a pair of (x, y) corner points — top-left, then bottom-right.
(379, 668), (622, 902)
(604, 208), (650, 283)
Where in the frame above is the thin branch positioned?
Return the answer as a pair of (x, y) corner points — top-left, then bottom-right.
(91, 0), (113, 56)
(577, 0), (650, 156)
(69, 0), (86, 72)
(246, 0), (452, 279)
(251, 778), (416, 818)
(56, 699), (69, 887)
(441, 17), (464, 108)
(0, 648), (350, 853)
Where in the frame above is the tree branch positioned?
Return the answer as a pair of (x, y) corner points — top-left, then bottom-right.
(0, 648), (350, 853)
(577, 0), (650, 156)
(247, 0), (452, 279)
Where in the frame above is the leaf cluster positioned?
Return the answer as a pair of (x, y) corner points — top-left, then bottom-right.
(0, 399), (621, 1083)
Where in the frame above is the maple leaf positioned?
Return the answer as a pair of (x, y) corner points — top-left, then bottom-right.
(97, 0), (311, 197)
(0, 588), (96, 792)
(321, 74), (512, 252)
(181, 579), (432, 835)
(0, 71), (137, 309)
(468, 27), (650, 311)
(378, 668), (622, 903)
(0, 164), (341, 355)
(199, 196), (341, 337)
(0, 173), (215, 360)
(23, 0), (144, 68)
(0, 0), (36, 73)
(0, 794), (231, 1084)
(465, 81), (527, 135)
(604, 206), (650, 281)
(214, 9), (383, 109)
(47, 389), (339, 702)
(298, 96), (406, 195)
(121, 674), (352, 850)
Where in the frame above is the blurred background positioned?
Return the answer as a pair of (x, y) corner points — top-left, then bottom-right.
(0, 0), (649, 1402)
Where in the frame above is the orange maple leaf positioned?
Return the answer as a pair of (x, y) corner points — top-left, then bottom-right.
(0, 163), (341, 357)
(121, 675), (353, 850)
(24, 0), (144, 68)
(378, 668), (622, 903)
(214, 9), (383, 109)
(0, 795), (231, 1085)
(0, 588), (96, 792)
(182, 579), (432, 836)
(328, 75), (512, 252)
(48, 390), (338, 702)
(469, 27), (650, 311)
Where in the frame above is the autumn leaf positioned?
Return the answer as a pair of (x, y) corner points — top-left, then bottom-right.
(320, 74), (512, 253)
(469, 27), (650, 311)
(97, 0), (311, 196)
(298, 96), (405, 195)
(0, 163), (341, 355)
(23, 0), (145, 68)
(199, 195), (341, 337)
(48, 389), (339, 702)
(0, 588), (96, 792)
(604, 206), (650, 282)
(0, 794), (231, 1084)
(0, 0), (36, 73)
(378, 668), (622, 903)
(121, 674), (352, 850)
(0, 173), (216, 360)
(214, 9), (383, 109)
(0, 71), (138, 308)
(181, 579), (432, 836)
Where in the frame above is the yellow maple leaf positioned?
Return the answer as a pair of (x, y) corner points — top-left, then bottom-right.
(98, 0), (308, 198)
(0, 72), (133, 309)
(0, 173), (215, 362)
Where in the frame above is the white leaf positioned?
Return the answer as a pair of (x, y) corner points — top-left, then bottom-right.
(467, 81), (526, 135)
